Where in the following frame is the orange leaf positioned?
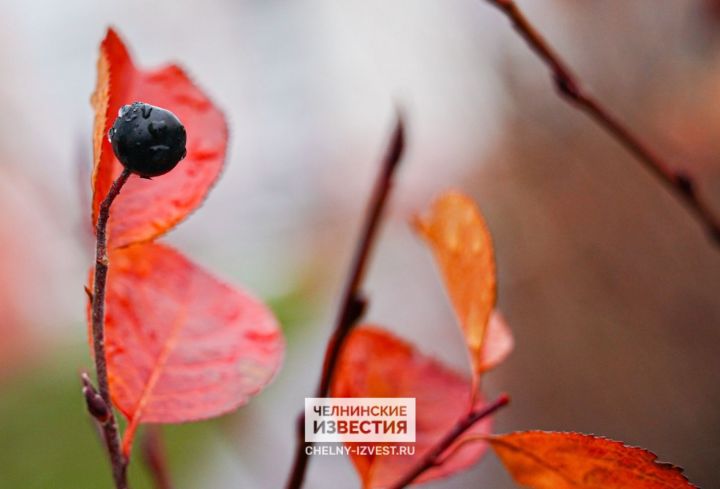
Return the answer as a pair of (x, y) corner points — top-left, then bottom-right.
(489, 431), (697, 489)
(92, 242), (283, 455)
(414, 191), (500, 386)
(91, 28), (227, 248)
(331, 326), (492, 488)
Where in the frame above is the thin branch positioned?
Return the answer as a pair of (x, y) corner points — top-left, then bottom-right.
(285, 115), (406, 489)
(387, 394), (510, 489)
(89, 167), (132, 489)
(142, 426), (174, 489)
(484, 0), (720, 244)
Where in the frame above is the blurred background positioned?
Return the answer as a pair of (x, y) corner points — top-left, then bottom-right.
(0, 0), (719, 487)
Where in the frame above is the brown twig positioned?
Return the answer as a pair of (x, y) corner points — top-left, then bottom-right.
(387, 394), (510, 489)
(484, 0), (720, 244)
(284, 116), (406, 489)
(142, 426), (174, 489)
(89, 167), (132, 489)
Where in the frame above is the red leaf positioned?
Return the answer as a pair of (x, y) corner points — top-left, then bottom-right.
(331, 326), (492, 488)
(91, 242), (283, 455)
(91, 28), (227, 248)
(413, 191), (503, 388)
(489, 431), (697, 489)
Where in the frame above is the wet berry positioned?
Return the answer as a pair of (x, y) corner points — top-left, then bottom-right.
(108, 102), (187, 178)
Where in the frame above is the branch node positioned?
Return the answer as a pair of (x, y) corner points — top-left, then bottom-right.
(385, 116), (406, 172)
(81, 373), (111, 424)
(343, 292), (368, 327)
(674, 171), (695, 197)
(553, 73), (581, 101)
(84, 285), (94, 305)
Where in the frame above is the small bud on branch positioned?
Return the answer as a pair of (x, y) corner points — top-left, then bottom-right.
(81, 373), (110, 424)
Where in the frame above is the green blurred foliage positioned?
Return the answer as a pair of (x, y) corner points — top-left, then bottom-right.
(0, 347), (215, 489)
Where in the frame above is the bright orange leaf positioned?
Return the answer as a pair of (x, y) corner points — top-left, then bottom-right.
(331, 326), (492, 488)
(91, 28), (227, 248)
(489, 431), (697, 489)
(93, 242), (283, 455)
(413, 191), (501, 387)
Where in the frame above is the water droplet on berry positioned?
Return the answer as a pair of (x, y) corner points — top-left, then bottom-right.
(148, 120), (167, 138)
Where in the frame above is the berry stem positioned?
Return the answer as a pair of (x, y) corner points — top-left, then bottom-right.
(284, 115), (405, 489)
(387, 394), (510, 489)
(90, 167), (132, 489)
(483, 0), (720, 245)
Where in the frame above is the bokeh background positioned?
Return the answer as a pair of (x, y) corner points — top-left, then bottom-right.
(1, 0), (719, 487)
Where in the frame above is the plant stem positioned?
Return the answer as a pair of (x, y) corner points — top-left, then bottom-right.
(484, 0), (720, 245)
(142, 426), (174, 489)
(388, 394), (510, 489)
(91, 167), (132, 489)
(285, 116), (406, 489)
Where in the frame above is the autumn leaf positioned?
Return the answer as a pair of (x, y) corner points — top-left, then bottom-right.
(414, 191), (503, 387)
(91, 28), (227, 249)
(91, 242), (283, 456)
(331, 326), (492, 488)
(489, 431), (697, 489)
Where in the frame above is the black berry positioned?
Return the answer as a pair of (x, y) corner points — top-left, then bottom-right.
(108, 102), (187, 178)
